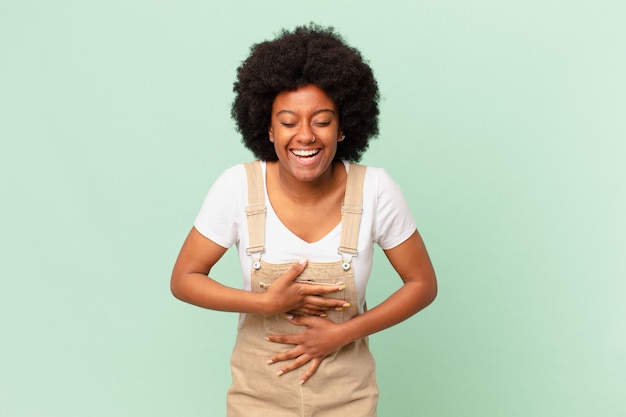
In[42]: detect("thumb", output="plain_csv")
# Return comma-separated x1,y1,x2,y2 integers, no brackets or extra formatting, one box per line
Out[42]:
285,314,309,327
287,314,328,329
277,258,308,283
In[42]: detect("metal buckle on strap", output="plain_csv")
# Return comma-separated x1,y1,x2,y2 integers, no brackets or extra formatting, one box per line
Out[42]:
251,258,261,270
246,246,265,270
338,247,358,271
246,245,265,255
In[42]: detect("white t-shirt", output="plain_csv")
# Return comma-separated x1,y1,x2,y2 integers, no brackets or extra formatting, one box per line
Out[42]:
194,161,416,312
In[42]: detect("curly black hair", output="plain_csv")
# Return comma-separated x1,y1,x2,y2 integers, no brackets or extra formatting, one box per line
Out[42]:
231,23,380,162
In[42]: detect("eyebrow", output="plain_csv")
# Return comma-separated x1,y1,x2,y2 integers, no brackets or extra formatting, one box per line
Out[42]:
276,109,336,116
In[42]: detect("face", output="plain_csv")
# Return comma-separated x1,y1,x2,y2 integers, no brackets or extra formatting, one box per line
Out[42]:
268,84,344,183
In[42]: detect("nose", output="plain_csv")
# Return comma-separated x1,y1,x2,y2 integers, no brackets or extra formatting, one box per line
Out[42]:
296,123,314,143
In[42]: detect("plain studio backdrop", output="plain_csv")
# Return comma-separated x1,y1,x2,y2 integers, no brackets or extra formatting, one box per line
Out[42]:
1,1,624,416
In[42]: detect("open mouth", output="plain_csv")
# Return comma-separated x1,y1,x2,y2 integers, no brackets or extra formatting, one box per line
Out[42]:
291,149,320,159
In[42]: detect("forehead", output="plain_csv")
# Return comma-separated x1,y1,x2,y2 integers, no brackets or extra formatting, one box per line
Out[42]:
272,84,337,114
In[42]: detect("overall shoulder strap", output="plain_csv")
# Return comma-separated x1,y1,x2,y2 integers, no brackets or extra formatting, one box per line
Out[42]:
243,161,266,256
338,163,367,257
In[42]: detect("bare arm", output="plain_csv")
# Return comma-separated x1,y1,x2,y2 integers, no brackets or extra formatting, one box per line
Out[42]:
171,227,348,315
336,229,437,340
266,230,437,383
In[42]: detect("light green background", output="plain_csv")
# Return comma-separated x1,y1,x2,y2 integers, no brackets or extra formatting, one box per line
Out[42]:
1,1,624,416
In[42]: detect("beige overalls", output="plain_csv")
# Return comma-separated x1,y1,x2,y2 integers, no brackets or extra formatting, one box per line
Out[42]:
226,161,379,417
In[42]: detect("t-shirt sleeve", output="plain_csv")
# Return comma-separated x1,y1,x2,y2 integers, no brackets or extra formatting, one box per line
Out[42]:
193,164,246,249
372,168,417,250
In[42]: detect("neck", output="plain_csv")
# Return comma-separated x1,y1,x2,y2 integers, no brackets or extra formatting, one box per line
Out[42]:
270,161,343,205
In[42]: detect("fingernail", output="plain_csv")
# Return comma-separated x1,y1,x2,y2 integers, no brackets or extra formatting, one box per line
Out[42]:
285,314,294,320
342,303,351,308
299,379,305,385
320,313,327,318
334,307,343,311
337,284,346,290
266,359,274,364
264,337,271,341
276,370,284,376
298,258,307,265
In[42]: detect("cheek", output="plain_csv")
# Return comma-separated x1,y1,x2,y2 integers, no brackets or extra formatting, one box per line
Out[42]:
268,124,287,143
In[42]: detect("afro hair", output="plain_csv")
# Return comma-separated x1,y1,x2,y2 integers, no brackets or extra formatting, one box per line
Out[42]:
231,23,380,162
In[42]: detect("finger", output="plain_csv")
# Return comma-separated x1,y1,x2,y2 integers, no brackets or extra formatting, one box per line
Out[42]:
298,358,323,385
302,294,349,309
274,354,312,377
300,282,346,296
265,334,299,345
287,314,329,327
294,300,338,312
265,327,304,345
266,345,303,365
275,258,308,283
290,308,329,317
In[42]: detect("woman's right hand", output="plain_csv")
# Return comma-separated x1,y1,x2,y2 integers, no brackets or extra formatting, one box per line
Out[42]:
261,258,349,316
172,229,348,316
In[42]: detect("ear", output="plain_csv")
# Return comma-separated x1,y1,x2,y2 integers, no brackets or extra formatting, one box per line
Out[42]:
268,127,275,143
338,131,345,142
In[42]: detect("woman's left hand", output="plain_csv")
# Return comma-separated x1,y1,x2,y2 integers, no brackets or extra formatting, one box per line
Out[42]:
265,315,348,385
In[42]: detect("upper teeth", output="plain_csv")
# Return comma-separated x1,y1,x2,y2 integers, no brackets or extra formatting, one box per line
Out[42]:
292,149,318,157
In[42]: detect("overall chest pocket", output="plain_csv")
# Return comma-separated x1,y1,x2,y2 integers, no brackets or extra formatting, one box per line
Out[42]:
251,261,356,335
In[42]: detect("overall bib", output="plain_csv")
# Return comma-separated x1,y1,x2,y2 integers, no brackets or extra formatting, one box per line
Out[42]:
226,161,379,417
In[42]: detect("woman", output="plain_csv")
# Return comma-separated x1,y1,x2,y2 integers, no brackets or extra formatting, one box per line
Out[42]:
171,24,437,417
